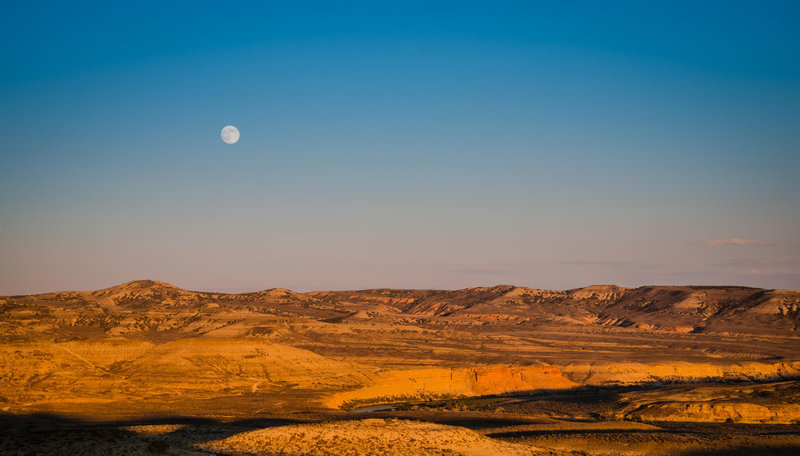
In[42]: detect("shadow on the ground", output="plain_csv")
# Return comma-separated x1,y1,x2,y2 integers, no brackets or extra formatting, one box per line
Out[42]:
1,411,798,455
0,412,308,455
486,428,668,438
364,412,542,429
676,446,800,456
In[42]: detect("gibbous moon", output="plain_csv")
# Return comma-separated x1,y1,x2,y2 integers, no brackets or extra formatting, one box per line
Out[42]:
221,125,240,144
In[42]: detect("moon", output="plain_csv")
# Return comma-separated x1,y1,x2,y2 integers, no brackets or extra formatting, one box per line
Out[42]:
221,125,240,144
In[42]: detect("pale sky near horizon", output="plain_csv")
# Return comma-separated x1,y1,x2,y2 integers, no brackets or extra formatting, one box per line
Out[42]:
1,1,799,295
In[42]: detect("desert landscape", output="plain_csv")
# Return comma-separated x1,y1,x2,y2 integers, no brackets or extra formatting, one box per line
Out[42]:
3,3,799,454
2,280,799,455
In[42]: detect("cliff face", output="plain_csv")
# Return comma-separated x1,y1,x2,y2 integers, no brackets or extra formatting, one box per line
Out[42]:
627,401,800,424
561,361,800,385
324,361,800,411
615,381,800,424
324,365,577,409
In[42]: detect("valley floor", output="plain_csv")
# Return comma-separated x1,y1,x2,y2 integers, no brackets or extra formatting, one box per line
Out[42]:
2,392,799,456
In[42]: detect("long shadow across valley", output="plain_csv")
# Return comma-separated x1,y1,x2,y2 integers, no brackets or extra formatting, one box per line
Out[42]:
0,412,309,455
2,406,799,455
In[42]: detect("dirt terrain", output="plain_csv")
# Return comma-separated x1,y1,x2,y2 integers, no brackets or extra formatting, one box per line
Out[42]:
1,280,799,454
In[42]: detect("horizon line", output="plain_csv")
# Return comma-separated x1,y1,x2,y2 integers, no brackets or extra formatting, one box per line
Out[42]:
3,279,790,297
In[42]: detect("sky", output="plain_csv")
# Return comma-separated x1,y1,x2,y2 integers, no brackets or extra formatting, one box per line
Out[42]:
1,1,799,294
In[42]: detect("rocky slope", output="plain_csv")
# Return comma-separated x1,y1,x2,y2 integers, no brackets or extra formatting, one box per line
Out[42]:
1,280,799,422
2,281,799,342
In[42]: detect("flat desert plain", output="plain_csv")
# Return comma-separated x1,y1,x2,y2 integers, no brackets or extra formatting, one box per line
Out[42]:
1,280,799,455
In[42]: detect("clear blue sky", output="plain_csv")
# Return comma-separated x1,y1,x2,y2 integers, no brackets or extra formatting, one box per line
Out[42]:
1,1,798,294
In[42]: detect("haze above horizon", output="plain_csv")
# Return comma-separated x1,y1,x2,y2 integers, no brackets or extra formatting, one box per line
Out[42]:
1,1,798,294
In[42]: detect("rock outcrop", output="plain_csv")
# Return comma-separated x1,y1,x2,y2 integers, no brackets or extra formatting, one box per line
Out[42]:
324,365,576,409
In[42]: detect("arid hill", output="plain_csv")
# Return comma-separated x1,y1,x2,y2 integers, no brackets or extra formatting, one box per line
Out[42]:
2,281,800,455
2,280,798,343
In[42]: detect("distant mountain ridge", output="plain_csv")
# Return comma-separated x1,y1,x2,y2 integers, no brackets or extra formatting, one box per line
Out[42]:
1,280,798,341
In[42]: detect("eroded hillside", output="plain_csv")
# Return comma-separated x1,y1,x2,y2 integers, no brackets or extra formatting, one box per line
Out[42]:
1,280,799,423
